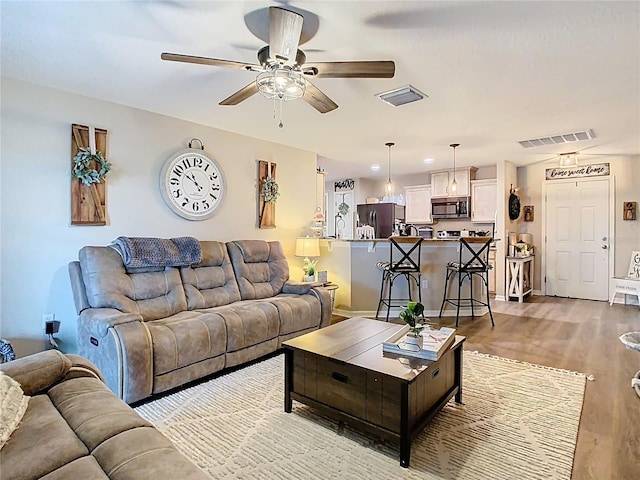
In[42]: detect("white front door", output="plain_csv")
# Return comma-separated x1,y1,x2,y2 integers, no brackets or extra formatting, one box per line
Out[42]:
545,178,610,300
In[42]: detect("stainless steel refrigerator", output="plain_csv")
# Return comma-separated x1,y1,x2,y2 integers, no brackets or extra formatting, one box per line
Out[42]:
356,203,405,238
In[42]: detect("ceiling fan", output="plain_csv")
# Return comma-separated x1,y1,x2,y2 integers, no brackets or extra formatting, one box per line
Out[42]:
161,6,395,116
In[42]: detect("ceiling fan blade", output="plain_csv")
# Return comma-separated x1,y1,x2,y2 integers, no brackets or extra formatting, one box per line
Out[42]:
269,7,303,63
219,82,259,106
161,52,261,71
303,80,338,114
303,61,395,78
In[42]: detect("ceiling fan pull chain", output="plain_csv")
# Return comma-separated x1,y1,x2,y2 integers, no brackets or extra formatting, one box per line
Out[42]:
279,98,284,128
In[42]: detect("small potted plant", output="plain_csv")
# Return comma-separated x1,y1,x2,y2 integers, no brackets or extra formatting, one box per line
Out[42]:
399,301,425,349
303,259,318,282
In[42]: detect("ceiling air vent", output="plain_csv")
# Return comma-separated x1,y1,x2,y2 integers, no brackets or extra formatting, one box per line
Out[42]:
518,129,595,148
376,85,427,107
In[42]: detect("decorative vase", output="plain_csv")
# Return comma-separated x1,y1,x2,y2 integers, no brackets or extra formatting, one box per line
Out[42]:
404,332,423,350
305,275,315,282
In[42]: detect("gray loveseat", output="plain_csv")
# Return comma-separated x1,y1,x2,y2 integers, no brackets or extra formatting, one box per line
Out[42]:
69,239,331,404
0,350,208,480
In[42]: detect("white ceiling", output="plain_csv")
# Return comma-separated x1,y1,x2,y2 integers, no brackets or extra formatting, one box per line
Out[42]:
2,1,639,181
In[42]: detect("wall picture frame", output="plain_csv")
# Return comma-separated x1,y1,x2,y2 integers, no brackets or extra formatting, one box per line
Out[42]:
523,205,534,222
623,201,637,221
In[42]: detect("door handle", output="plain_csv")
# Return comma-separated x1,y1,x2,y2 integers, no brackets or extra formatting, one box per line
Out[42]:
602,245,608,249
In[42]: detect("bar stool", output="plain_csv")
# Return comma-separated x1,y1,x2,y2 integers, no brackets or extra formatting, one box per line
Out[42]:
439,237,495,327
376,236,423,322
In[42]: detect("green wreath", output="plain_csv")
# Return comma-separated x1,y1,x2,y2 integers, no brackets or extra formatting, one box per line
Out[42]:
338,202,349,216
72,147,112,185
261,176,280,203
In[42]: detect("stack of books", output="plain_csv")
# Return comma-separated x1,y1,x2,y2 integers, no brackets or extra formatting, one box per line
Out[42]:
382,325,456,361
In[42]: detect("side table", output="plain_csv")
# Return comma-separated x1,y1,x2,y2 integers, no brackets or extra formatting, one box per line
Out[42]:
506,255,534,302
324,283,339,311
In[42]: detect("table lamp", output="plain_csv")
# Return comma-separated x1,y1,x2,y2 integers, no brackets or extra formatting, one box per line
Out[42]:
295,237,320,281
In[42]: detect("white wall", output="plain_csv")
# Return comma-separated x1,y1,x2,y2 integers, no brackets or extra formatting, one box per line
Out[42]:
0,78,317,356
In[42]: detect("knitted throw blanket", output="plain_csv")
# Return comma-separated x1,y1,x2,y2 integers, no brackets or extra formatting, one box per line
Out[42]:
0,371,29,450
111,236,202,268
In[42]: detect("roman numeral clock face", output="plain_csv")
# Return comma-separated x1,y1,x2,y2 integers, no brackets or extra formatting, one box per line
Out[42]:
160,150,225,220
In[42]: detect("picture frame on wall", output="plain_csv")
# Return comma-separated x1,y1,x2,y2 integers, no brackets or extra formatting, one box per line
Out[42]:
523,205,534,222
624,201,637,221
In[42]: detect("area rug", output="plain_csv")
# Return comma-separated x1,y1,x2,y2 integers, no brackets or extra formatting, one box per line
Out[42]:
135,352,587,479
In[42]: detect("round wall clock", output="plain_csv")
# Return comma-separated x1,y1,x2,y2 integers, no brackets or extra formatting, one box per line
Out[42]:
160,149,225,220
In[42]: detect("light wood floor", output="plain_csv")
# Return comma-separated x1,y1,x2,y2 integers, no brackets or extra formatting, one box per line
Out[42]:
335,296,640,479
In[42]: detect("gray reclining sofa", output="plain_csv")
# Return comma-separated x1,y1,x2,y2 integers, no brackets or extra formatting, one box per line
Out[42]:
69,239,331,404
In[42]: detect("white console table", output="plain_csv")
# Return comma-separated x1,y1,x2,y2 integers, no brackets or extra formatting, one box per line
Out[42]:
610,277,640,309
506,255,534,303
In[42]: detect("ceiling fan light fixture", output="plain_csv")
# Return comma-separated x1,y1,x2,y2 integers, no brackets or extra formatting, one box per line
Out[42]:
256,68,306,100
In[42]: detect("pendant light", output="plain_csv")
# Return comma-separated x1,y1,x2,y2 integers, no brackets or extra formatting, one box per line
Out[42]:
384,142,395,195
449,143,459,194
558,152,578,167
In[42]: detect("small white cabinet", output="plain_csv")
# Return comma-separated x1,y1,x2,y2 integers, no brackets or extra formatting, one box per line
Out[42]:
404,184,433,224
471,179,497,223
430,167,476,197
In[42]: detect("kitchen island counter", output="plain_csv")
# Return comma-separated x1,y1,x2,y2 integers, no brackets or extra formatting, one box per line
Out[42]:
319,238,494,318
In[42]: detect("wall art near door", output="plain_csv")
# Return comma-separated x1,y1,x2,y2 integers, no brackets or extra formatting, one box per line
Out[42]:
523,205,534,222
71,124,110,226
258,160,278,228
624,201,637,221
545,163,610,180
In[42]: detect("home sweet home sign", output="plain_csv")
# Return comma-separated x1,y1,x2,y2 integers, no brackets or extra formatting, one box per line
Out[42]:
545,163,610,180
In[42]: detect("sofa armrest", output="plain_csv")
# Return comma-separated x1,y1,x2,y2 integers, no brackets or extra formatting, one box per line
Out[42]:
79,308,143,338
282,281,313,295
0,350,71,396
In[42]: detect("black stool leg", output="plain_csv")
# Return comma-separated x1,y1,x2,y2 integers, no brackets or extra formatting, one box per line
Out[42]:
470,273,475,318
439,270,451,317
485,272,495,326
386,273,395,322
375,270,386,320
456,272,462,327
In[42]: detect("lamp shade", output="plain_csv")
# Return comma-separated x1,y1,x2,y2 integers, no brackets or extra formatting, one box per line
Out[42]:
295,237,320,258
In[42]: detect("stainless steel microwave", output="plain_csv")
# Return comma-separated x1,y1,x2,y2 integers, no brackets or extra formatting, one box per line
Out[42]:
431,196,470,219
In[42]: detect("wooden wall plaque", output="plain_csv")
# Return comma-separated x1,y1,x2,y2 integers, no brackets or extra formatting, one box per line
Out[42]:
258,160,276,228
71,124,108,225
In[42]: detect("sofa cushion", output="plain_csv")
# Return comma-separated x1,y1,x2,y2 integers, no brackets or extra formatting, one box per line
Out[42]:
92,426,207,479
202,300,280,352
0,395,89,480
180,241,241,309
48,377,151,452
146,311,227,376
39,457,110,480
226,240,289,300
269,293,322,335
79,246,187,321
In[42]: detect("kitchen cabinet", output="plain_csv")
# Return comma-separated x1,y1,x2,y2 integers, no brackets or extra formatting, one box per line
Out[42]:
471,179,497,223
404,184,433,224
430,167,476,197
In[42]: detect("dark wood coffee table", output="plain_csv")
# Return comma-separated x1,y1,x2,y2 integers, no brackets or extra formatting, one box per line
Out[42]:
282,317,465,468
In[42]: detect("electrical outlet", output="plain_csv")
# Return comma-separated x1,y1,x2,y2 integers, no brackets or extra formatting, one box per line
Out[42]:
421,279,429,289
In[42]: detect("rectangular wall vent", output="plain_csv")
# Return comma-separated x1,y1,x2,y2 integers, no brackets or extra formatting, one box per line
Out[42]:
518,129,594,148
376,85,428,107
